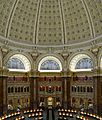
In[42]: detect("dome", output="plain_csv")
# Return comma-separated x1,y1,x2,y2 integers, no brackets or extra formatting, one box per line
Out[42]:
0,0,102,52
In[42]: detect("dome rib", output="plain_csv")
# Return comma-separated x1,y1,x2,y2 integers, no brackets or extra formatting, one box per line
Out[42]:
81,0,96,38
58,0,67,44
5,0,20,38
35,0,43,44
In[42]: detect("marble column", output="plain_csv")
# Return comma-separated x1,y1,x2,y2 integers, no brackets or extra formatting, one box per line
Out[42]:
64,78,67,102
0,68,8,114
0,68,3,114
62,76,68,108
29,70,38,108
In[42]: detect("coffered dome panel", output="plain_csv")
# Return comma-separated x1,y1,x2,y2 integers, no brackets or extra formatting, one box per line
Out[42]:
37,0,63,45
85,0,102,37
62,0,92,43
0,0,15,36
7,0,38,43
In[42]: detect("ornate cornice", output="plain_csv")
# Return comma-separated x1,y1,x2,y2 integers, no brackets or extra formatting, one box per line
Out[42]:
0,34,102,53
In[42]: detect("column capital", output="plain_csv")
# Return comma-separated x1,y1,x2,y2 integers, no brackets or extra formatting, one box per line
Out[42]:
0,67,9,76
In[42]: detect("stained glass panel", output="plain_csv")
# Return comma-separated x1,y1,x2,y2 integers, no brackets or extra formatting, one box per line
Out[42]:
75,58,93,69
40,60,60,70
7,58,25,69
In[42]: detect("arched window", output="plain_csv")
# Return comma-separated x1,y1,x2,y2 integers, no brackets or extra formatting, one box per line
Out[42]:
69,54,93,72
75,58,93,69
7,58,25,69
38,56,62,72
6,54,31,72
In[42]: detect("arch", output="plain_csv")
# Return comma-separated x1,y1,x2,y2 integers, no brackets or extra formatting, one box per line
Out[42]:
36,53,64,71
38,55,62,72
100,58,102,69
0,49,3,67
98,48,102,69
69,53,94,72
4,52,33,72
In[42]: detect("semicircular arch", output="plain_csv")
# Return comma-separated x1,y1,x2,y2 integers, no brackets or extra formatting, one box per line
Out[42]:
3,51,33,72
36,54,64,72
67,51,96,72
98,48,102,69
